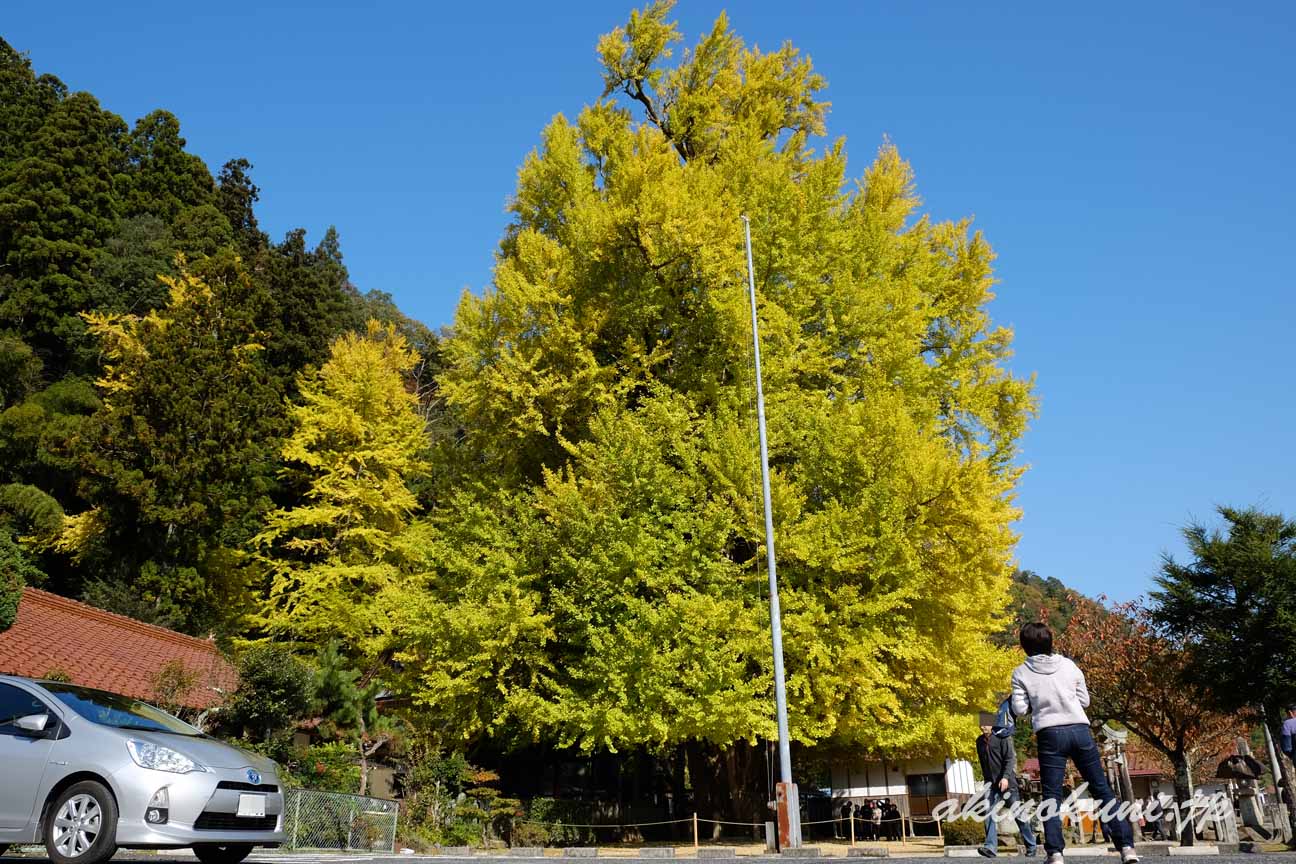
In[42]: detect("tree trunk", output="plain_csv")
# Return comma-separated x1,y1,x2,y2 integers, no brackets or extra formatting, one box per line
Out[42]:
1171,751,1195,846
1117,748,1141,842
358,712,369,797
686,740,766,839
669,744,688,841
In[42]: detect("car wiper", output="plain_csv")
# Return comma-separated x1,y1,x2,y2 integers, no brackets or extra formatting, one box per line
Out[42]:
113,723,173,733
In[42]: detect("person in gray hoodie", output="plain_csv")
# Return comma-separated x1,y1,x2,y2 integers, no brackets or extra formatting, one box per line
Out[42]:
1010,622,1138,864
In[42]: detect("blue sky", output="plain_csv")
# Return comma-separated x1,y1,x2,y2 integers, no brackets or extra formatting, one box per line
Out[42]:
6,1,1293,602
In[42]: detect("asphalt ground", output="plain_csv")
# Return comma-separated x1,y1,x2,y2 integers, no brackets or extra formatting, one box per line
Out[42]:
5,853,1296,864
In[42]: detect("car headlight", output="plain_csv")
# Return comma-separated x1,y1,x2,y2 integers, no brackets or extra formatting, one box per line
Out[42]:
127,739,205,774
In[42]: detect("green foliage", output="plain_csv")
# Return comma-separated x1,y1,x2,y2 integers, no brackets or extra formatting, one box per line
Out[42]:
394,2,1034,759
519,798,602,846
236,736,361,794
287,741,363,793
0,483,50,621
0,531,29,631
993,569,1083,648
119,109,215,223
0,89,126,374
0,333,42,409
94,214,178,315
0,483,64,540
1152,506,1296,718
0,38,67,166
226,644,314,742
215,158,266,254
942,818,984,846
0,38,393,629
312,641,366,736
260,226,365,375
309,640,399,794
0,378,99,519
398,746,520,849
66,252,284,632
151,658,201,717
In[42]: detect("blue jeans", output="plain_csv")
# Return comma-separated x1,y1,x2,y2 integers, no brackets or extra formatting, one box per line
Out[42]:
1037,723,1134,854
984,787,1037,854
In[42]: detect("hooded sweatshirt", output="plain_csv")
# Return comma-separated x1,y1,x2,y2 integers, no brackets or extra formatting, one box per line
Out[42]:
1009,653,1090,730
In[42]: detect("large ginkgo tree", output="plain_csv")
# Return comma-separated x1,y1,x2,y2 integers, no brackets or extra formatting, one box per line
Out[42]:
387,0,1036,810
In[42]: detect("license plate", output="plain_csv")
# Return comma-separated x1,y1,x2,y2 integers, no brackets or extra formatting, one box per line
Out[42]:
237,794,266,818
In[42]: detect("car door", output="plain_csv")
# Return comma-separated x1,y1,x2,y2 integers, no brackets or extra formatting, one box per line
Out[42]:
0,682,57,829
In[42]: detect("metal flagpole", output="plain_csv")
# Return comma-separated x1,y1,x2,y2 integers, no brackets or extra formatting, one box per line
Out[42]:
742,214,801,848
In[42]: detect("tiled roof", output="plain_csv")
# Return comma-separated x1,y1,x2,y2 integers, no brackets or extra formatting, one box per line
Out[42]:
0,588,236,709
1023,743,1234,781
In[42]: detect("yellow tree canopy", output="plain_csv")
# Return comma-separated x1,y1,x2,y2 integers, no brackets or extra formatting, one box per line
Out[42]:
393,1,1035,758
252,321,429,656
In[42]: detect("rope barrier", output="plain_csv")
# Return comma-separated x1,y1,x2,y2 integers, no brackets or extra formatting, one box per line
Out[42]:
510,813,943,832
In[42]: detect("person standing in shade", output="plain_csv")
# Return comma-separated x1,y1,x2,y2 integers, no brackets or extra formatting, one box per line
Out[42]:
1011,622,1138,864
976,713,1038,858
884,800,902,841
872,799,883,840
1280,707,1296,762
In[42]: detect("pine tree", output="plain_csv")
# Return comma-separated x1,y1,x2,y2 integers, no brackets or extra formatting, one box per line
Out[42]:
120,109,216,223
0,91,127,374
64,252,284,632
0,37,66,166
261,226,365,375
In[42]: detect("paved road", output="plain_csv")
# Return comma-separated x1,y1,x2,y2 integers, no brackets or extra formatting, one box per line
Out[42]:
5,860,1290,864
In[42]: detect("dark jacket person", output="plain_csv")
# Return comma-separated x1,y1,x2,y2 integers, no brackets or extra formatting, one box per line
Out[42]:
975,713,1036,858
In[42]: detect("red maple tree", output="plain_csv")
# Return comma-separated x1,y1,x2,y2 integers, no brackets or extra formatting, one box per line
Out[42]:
1057,598,1246,809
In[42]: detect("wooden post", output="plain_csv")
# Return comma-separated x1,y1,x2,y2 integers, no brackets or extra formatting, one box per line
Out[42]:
693,812,699,848
850,809,856,847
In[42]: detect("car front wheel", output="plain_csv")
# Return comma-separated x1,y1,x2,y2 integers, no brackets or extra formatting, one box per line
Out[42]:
44,781,118,864
193,843,255,864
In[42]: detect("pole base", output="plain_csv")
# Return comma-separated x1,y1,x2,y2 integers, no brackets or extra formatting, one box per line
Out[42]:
777,781,802,849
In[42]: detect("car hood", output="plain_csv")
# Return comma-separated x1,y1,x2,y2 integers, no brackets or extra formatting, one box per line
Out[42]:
127,730,278,772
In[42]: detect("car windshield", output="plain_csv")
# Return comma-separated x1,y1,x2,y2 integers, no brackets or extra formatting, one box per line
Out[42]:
41,682,201,737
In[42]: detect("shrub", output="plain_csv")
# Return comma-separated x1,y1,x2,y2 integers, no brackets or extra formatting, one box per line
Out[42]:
152,658,201,717
225,645,313,741
240,737,362,794
0,563,20,632
0,526,40,632
942,817,985,847
523,798,599,846
396,746,520,848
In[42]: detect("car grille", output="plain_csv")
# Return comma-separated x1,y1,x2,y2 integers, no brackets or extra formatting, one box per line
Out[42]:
193,813,279,831
216,781,280,794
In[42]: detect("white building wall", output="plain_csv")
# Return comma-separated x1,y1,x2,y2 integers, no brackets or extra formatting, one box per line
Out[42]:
945,758,977,795
830,758,925,799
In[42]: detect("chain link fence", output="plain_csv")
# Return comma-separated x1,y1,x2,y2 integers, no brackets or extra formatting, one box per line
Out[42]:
283,788,400,852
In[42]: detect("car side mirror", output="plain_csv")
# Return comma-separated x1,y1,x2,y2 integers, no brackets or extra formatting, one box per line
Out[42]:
15,713,52,736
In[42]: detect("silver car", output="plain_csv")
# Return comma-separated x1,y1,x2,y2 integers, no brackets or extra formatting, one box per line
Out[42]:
0,675,284,864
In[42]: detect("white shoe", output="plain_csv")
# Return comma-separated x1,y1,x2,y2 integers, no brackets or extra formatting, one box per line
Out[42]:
1119,848,1139,864
1045,853,1064,864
